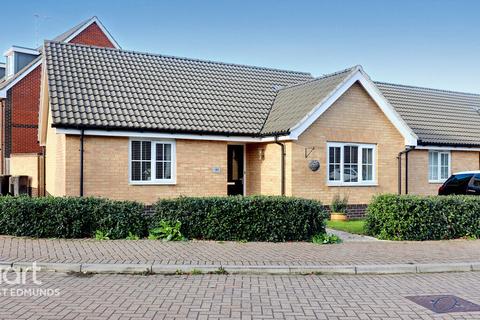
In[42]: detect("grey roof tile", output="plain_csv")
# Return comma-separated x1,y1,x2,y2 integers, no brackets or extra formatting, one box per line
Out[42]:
376,82,480,146
44,42,480,145
45,41,313,135
261,66,358,135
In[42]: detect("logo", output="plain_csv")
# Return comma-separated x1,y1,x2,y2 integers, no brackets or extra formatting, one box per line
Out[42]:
0,262,61,297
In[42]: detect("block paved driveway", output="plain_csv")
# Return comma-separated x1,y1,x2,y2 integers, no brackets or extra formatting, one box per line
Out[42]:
0,236,479,265
0,272,479,319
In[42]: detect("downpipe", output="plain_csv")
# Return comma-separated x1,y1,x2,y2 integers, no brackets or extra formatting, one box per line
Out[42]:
274,137,286,196
397,146,415,194
80,129,85,197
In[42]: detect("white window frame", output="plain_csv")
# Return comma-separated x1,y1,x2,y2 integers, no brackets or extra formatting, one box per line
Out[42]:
428,150,450,183
128,139,176,185
326,142,377,186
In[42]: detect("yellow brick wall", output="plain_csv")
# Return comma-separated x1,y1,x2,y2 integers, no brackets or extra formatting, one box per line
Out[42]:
41,81,480,203
44,114,66,196
289,82,406,205
63,136,228,203
246,143,282,195
10,154,38,191
408,149,480,195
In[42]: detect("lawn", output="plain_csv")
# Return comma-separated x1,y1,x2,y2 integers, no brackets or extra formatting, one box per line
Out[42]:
326,219,366,235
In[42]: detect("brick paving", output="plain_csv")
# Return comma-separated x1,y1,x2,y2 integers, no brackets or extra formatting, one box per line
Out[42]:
0,236,479,266
0,272,479,319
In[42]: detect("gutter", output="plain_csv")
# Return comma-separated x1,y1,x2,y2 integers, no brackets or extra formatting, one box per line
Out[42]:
397,146,415,194
274,136,286,196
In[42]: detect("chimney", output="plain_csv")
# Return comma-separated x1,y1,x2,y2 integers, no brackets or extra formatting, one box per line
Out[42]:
4,46,40,78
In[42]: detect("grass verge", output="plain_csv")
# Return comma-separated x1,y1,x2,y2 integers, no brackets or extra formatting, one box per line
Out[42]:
326,219,366,235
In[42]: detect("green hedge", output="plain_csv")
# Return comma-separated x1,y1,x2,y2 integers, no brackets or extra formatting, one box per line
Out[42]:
152,196,328,241
365,194,480,240
0,196,147,239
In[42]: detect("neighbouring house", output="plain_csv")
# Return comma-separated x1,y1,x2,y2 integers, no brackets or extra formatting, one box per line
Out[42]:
32,40,480,215
0,16,120,196
0,63,5,79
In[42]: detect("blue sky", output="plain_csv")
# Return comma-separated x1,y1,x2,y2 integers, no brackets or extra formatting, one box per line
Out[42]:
2,0,479,92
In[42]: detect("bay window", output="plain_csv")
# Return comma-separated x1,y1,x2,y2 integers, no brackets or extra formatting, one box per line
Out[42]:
428,150,450,183
130,140,176,184
327,143,376,185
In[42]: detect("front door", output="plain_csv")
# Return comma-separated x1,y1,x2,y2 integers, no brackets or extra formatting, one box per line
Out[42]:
227,145,244,195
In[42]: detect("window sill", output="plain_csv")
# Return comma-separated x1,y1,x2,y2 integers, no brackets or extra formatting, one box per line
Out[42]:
327,182,378,187
429,180,446,184
129,181,176,186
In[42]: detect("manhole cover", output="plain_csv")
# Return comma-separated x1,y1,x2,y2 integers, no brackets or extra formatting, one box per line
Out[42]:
406,295,480,314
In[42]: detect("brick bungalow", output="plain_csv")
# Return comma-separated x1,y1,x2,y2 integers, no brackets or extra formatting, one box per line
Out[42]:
32,40,479,215
0,16,120,196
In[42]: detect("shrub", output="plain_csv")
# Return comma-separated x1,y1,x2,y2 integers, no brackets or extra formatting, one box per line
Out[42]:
0,196,147,239
331,194,348,214
148,220,185,241
152,196,328,242
312,233,342,244
95,230,110,240
125,232,140,240
365,194,480,240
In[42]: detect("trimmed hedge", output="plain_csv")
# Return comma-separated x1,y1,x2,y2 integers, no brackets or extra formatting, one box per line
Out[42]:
365,194,480,240
0,196,147,239
152,196,328,241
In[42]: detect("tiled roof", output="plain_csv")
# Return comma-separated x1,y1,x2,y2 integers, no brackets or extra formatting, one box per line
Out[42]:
376,82,480,146
45,41,313,135
261,66,358,135
43,41,480,145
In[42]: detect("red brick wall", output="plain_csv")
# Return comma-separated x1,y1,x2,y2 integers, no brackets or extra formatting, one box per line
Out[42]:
69,22,116,48
9,65,42,154
5,21,117,157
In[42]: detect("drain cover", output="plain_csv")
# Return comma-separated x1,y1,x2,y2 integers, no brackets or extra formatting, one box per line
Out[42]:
406,295,480,314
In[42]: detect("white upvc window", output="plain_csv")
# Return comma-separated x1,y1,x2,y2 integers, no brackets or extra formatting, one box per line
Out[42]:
428,150,450,183
129,139,176,185
327,142,376,186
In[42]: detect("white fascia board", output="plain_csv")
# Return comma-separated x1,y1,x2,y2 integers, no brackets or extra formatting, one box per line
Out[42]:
4,46,40,57
259,135,295,142
415,145,480,152
64,17,121,49
55,128,293,142
288,68,418,146
0,59,42,98
0,63,5,67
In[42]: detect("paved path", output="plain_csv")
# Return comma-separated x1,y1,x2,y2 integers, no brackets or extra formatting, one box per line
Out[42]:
0,236,479,266
0,272,479,319
325,228,378,242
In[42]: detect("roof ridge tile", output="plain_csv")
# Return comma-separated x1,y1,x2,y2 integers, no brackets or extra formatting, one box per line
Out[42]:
45,40,312,77
375,81,480,97
276,65,360,92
